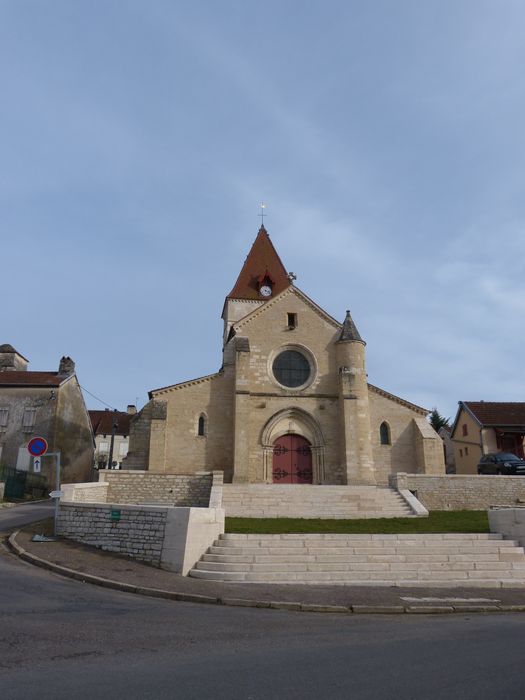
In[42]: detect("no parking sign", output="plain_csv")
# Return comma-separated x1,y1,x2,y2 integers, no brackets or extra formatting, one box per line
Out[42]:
27,437,48,457
28,437,48,472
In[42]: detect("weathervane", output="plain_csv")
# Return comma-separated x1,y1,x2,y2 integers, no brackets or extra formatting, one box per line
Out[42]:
259,202,266,226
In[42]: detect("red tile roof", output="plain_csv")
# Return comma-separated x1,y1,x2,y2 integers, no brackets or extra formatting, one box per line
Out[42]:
464,402,525,426
227,226,291,300
89,410,132,436
0,371,64,387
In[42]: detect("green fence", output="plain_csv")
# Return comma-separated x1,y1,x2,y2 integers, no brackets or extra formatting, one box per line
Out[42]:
0,465,48,501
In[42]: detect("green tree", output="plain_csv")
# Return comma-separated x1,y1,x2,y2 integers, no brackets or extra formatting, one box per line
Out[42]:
429,408,450,432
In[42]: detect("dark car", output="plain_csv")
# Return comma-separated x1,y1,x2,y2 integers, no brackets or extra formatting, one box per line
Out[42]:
477,452,525,475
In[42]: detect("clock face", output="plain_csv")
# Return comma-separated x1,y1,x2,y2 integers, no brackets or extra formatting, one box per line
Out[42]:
259,285,272,298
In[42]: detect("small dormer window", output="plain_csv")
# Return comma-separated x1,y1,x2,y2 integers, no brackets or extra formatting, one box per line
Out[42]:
287,313,297,330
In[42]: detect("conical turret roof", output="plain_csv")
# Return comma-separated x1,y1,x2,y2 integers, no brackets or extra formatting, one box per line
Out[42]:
338,310,364,343
227,226,291,300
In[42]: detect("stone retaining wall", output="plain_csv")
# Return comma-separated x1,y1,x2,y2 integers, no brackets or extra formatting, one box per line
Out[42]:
97,470,216,506
57,503,168,566
57,502,225,574
391,473,525,510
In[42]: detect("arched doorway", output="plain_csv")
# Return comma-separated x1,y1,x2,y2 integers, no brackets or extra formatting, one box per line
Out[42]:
272,434,313,484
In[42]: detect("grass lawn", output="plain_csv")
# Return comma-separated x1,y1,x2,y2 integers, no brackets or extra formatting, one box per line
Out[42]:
225,510,489,535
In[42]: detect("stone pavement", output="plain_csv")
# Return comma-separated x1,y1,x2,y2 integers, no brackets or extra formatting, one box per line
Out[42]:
8,529,525,614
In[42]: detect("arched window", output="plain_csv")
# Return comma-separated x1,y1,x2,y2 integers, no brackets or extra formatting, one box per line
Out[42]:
197,414,206,437
380,421,390,445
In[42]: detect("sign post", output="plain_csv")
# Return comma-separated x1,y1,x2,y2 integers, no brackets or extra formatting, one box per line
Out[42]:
27,438,61,538
46,452,61,538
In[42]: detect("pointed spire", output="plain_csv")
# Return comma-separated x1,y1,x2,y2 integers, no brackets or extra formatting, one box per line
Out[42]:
227,226,291,300
338,310,364,343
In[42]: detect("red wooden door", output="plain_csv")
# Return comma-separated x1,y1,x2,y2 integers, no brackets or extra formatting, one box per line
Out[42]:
272,435,313,484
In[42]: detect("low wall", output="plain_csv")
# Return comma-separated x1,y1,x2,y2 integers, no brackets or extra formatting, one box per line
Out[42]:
61,482,109,503
391,473,525,510
488,508,525,548
97,470,218,506
57,502,224,574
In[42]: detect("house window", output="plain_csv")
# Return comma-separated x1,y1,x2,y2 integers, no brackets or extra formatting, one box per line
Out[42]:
119,442,128,457
22,408,37,429
460,449,463,458
0,408,8,427
379,422,391,445
465,447,469,456
99,441,109,453
462,424,468,436
198,414,206,437
287,313,297,329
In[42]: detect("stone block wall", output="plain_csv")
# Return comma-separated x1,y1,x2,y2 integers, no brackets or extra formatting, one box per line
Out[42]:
392,473,525,510
488,508,525,547
97,470,214,506
61,482,109,503
57,503,168,566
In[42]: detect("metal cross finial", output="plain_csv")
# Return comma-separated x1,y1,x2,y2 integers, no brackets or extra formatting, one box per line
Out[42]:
259,202,266,225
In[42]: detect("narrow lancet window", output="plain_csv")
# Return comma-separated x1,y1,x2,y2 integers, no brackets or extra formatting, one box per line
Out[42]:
380,421,390,445
198,414,206,437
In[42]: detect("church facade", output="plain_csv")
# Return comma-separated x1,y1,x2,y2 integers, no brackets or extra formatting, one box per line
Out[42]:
124,226,445,485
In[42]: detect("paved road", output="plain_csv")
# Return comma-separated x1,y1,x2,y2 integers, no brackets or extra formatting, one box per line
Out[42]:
0,500,54,532
1,503,524,699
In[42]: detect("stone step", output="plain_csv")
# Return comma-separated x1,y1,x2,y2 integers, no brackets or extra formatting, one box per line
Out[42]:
209,542,521,555
195,560,525,573
220,533,506,540
203,551,524,563
221,484,419,519
188,531,525,587
189,569,525,585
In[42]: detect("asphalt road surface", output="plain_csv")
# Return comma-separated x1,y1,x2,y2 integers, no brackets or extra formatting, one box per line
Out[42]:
1,504,524,700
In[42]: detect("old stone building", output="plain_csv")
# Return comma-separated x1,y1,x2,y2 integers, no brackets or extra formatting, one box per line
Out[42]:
0,345,94,484
124,226,444,484
90,406,135,470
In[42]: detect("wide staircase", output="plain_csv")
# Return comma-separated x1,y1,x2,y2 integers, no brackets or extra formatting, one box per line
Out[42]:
189,533,525,587
222,484,415,519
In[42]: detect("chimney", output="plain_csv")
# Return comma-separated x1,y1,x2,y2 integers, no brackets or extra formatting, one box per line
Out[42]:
58,356,75,375
127,404,137,415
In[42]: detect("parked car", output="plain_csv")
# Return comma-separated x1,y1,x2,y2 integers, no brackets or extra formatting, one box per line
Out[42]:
477,452,525,475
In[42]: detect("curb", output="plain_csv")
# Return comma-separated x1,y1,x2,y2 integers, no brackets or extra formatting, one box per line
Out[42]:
7,531,525,615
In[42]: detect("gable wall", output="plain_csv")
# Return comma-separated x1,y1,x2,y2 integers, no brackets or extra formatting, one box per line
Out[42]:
235,291,345,482
236,290,342,396
152,370,235,479
452,407,482,474
368,390,418,484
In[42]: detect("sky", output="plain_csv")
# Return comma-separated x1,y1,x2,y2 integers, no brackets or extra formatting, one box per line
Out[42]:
2,1,525,422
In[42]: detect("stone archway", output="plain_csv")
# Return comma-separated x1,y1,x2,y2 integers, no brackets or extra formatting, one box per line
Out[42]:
261,408,325,484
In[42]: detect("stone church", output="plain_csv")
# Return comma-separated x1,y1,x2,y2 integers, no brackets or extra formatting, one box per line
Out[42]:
124,226,444,485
